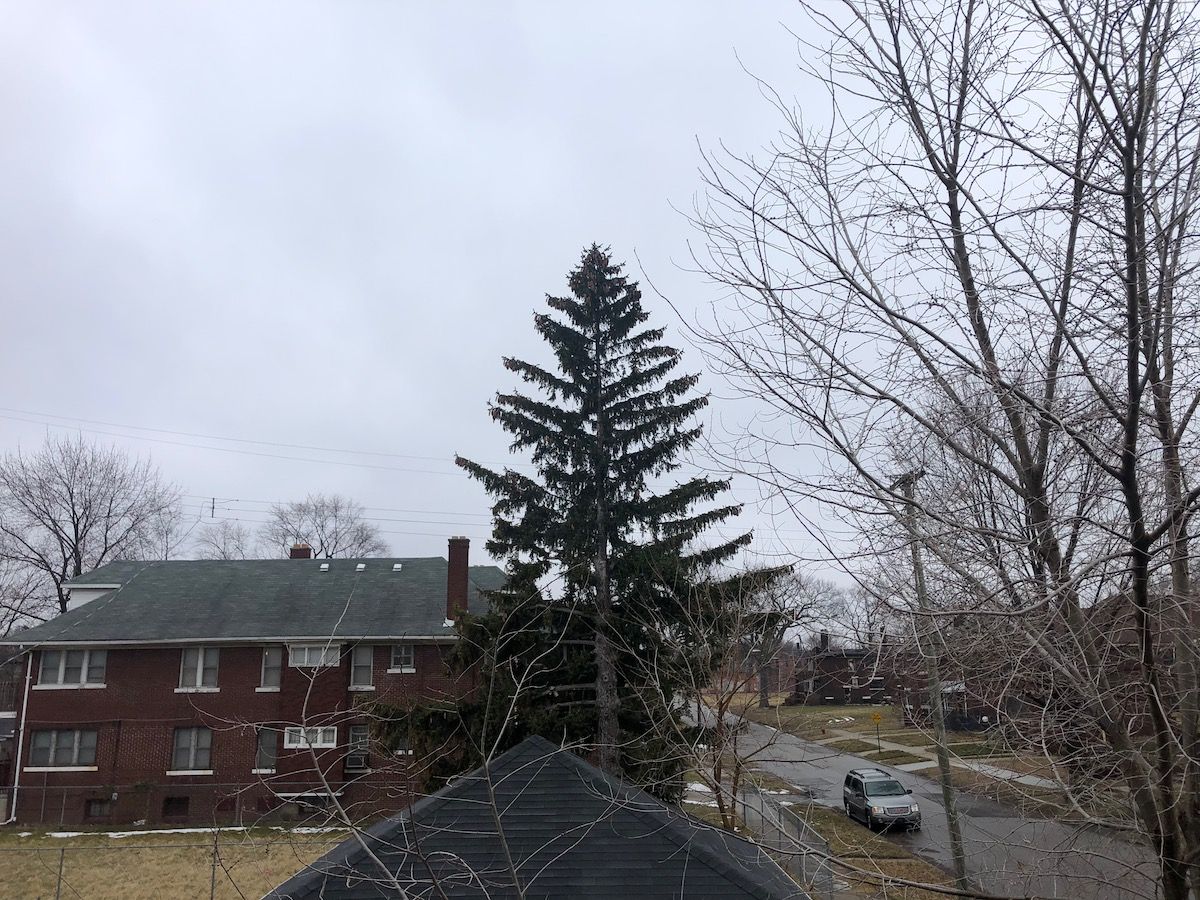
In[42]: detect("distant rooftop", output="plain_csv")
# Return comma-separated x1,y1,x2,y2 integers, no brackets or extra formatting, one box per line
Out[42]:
10,558,505,646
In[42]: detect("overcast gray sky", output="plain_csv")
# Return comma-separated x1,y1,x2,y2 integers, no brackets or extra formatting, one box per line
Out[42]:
0,1,827,569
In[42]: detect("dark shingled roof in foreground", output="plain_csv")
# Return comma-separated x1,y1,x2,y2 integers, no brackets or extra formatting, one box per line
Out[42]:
267,735,807,900
9,558,505,646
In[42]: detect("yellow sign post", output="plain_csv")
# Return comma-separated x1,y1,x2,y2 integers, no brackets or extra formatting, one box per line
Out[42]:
871,712,883,751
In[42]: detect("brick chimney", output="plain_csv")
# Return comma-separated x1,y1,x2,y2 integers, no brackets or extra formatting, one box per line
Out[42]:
446,536,469,622
290,543,313,559
819,631,830,651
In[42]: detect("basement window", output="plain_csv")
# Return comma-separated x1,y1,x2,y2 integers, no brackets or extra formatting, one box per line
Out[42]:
162,796,190,819
84,799,112,820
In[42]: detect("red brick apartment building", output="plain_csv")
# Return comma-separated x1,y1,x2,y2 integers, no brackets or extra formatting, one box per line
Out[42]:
791,634,897,705
0,538,503,826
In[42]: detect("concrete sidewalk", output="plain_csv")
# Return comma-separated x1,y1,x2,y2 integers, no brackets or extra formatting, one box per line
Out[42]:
816,727,1060,789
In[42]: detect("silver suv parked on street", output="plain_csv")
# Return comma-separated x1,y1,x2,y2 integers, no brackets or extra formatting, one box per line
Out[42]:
843,767,921,830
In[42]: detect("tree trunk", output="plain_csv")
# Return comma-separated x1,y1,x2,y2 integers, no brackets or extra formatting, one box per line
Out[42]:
903,477,972,895
593,403,620,775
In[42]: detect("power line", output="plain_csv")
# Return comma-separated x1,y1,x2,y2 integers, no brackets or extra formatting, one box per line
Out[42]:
0,406,729,481
0,411,465,476
0,406,473,465
179,494,492,519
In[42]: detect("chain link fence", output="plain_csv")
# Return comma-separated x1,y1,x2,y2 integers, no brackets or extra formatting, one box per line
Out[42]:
737,785,836,899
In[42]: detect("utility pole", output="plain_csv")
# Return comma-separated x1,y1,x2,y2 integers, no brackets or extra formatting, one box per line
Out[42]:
894,472,972,895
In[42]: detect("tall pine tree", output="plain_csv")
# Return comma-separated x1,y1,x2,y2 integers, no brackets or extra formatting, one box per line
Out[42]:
456,245,749,782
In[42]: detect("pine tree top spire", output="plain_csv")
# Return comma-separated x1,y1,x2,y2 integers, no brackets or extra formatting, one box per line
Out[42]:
459,244,749,581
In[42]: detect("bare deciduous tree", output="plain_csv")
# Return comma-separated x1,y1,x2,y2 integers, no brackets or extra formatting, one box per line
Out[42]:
193,519,260,560
261,493,387,558
690,0,1200,896
0,435,181,619
0,558,42,636
631,569,834,831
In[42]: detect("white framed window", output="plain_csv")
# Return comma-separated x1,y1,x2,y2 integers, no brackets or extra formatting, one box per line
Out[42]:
170,726,212,772
288,644,340,668
255,726,277,773
346,724,370,770
350,646,374,689
259,646,282,691
389,644,415,673
284,726,337,749
178,647,219,691
37,649,106,688
392,736,413,757
29,729,98,768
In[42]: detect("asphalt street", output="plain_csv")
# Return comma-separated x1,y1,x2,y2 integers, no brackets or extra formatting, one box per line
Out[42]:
740,719,1161,899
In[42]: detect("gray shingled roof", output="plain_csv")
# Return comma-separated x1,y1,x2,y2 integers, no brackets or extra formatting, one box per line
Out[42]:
9,558,505,646
267,735,807,900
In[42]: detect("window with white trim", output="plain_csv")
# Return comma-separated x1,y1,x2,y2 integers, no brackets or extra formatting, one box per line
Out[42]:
283,726,337,749
288,644,339,668
171,727,212,771
29,729,97,767
346,724,370,770
392,735,413,757
39,649,106,687
389,644,415,672
350,646,373,688
179,647,219,689
255,727,277,772
260,646,282,689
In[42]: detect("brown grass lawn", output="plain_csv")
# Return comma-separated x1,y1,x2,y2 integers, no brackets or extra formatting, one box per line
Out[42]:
0,828,345,900
828,738,879,754
875,731,936,747
797,804,954,900
863,749,928,767
736,697,904,740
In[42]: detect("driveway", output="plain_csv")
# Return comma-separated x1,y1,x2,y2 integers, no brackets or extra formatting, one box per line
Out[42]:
739,719,1160,899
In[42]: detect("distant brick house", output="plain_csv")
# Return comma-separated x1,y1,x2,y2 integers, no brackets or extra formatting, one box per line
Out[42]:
791,634,897,705
711,641,800,698
0,537,503,826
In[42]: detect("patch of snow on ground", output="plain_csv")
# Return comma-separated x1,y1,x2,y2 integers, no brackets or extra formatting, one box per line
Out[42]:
686,782,712,793
43,826,250,839
36,825,351,840
273,826,349,834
